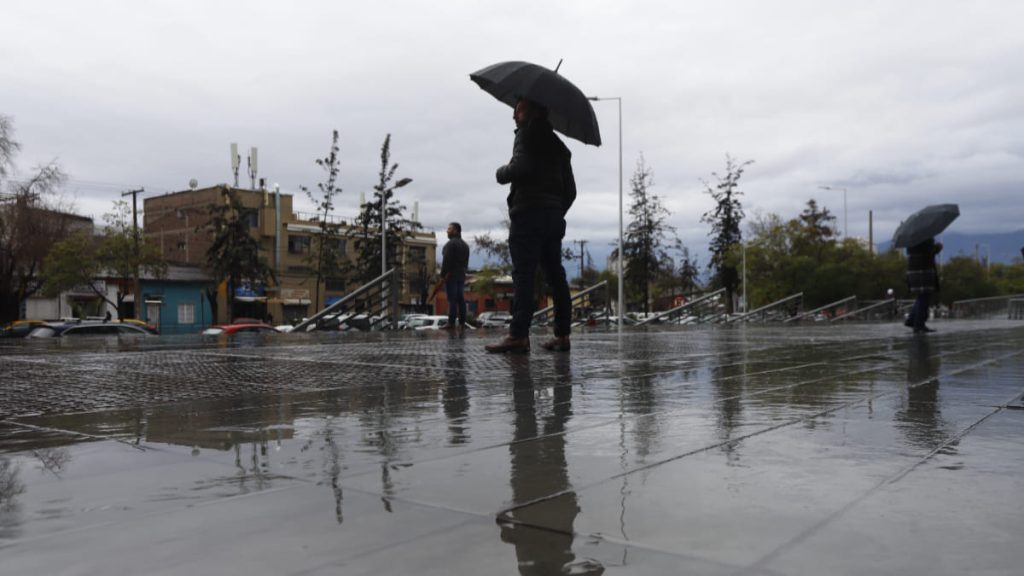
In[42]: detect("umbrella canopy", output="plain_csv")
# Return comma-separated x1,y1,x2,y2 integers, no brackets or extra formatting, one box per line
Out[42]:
470,61,601,146
892,204,960,248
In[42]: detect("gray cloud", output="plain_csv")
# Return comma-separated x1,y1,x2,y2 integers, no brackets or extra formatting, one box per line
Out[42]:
4,1,1023,270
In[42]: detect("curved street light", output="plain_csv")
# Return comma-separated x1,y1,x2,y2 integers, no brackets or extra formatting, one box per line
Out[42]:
819,185,848,238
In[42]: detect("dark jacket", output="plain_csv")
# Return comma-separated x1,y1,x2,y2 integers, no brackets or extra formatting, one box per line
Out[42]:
906,239,941,294
496,119,576,217
441,236,470,281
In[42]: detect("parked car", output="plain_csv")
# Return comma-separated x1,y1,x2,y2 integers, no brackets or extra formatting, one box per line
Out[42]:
201,322,280,336
409,315,450,330
1,319,47,338
27,321,156,338
477,311,511,328
398,313,428,330
118,318,160,334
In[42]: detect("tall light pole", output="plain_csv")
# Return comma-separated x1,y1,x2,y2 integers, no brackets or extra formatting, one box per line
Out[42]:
819,185,847,238
588,96,623,333
382,177,413,275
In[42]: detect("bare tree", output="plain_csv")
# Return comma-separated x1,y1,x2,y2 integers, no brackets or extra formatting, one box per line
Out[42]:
301,130,346,309
0,115,70,322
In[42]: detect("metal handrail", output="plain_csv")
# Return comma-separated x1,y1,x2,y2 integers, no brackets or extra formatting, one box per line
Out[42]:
785,295,856,323
728,292,803,323
532,280,610,325
637,288,726,325
951,293,1024,319
830,298,894,322
292,268,398,332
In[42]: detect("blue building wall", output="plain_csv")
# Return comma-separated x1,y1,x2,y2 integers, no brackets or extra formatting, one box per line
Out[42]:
140,281,214,335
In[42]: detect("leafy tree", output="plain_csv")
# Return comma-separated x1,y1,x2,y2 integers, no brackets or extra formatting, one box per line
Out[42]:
623,155,676,313
701,155,752,313
792,199,838,259
473,221,512,272
0,115,69,322
742,207,905,310
989,262,1024,295
301,130,347,309
347,134,417,285
43,200,167,315
938,256,1000,305
204,189,274,319
671,243,701,298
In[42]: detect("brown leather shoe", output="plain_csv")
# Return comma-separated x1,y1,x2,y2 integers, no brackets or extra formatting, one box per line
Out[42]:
540,336,571,352
485,335,530,354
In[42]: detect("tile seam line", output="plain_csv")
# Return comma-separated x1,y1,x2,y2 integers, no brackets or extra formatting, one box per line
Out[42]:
739,349,1024,575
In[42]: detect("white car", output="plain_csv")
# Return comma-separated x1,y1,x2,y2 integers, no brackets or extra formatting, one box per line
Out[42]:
409,316,450,330
477,311,511,328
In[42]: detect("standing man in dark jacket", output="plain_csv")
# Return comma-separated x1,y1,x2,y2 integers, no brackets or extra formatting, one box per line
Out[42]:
441,222,470,329
486,98,576,353
905,238,942,333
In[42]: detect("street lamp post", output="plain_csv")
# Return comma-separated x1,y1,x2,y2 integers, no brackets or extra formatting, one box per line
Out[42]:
588,96,623,333
819,185,848,238
381,178,413,275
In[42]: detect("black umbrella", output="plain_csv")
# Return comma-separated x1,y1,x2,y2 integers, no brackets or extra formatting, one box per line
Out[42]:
470,61,602,146
892,204,960,248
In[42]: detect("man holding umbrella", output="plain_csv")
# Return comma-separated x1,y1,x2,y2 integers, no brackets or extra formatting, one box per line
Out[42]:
893,204,958,334
469,60,599,353
484,98,576,353
905,238,943,333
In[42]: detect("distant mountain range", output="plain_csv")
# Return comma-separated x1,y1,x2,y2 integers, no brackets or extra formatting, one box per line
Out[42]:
879,229,1024,264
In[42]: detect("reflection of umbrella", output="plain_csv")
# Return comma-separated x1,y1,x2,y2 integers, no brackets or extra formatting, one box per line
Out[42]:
892,204,960,248
470,61,601,146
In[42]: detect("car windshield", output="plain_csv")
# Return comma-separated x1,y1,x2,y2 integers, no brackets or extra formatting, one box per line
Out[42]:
27,326,59,338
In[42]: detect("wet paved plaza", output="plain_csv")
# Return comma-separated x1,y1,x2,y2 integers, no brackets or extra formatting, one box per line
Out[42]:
1,320,1023,575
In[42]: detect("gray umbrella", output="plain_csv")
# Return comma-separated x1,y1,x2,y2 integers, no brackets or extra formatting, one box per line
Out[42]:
470,61,601,146
892,204,960,248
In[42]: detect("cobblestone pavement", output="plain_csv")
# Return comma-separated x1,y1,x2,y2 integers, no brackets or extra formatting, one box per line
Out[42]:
1,320,1023,575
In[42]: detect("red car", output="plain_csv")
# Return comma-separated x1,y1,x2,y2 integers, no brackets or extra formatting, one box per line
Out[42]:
201,322,280,336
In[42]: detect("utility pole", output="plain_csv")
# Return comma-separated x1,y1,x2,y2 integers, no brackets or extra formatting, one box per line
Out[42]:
122,187,145,318
575,239,588,290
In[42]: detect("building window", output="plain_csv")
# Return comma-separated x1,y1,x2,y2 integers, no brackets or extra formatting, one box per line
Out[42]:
330,238,346,256
178,303,195,324
242,210,259,228
288,235,311,255
409,246,426,262
326,277,345,292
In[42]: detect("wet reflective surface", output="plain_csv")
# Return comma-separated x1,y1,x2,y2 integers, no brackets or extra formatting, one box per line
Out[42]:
2,321,1023,574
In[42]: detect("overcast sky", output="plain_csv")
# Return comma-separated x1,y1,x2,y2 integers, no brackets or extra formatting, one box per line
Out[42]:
4,0,1022,270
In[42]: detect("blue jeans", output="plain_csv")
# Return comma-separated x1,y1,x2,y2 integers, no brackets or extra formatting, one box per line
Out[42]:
508,208,572,339
446,276,466,326
909,292,931,329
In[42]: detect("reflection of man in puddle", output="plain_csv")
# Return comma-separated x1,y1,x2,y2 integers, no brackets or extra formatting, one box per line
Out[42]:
500,355,589,575
897,337,950,453
443,349,470,445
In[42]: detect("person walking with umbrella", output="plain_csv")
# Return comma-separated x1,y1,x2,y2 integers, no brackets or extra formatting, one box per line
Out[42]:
905,238,943,333
892,204,958,334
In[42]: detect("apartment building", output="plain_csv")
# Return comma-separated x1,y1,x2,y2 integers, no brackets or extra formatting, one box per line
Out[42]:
144,184,437,324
